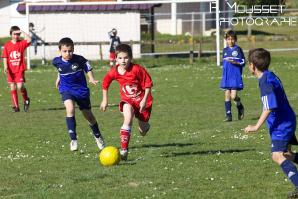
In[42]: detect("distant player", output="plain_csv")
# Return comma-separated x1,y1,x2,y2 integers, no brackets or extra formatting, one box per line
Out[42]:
1,26,31,112
100,44,153,160
108,28,121,68
52,37,105,152
244,48,298,198
220,30,245,122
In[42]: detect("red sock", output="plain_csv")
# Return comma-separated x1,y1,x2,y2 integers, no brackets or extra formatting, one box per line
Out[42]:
11,90,19,108
120,129,131,150
20,88,28,101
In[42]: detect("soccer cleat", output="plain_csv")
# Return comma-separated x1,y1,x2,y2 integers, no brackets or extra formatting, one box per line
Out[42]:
24,98,30,112
237,104,244,120
12,107,20,112
288,188,298,198
223,115,232,122
139,123,150,136
95,136,105,151
70,140,78,151
120,149,128,161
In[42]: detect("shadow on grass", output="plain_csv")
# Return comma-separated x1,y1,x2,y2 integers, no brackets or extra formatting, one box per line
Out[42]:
163,148,255,158
130,142,195,149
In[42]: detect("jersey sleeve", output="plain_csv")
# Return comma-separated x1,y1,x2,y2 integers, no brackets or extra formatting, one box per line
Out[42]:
138,66,153,90
1,44,8,58
21,40,31,49
83,61,92,73
237,47,245,67
102,70,115,90
260,81,277,110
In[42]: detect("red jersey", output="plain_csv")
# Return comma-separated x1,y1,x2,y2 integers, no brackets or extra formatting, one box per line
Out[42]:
1,40,30,73
102,63,153,107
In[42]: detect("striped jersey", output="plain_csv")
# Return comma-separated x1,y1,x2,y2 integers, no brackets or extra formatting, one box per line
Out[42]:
259,70,296,140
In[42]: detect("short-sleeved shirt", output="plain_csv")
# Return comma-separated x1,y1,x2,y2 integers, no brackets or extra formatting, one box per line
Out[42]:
220,45,245,90
109,33,121,53
52,54,92,99
259,70,296,141
1,40,30,73
102,63,153,107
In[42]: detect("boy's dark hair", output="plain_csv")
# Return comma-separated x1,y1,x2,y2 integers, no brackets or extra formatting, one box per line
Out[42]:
248,48,271,72
10,26,20,35
225,30,237,41
116,44,132,58
58,37,74,50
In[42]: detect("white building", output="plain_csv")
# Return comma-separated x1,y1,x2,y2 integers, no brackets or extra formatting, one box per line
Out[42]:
0,0,156,60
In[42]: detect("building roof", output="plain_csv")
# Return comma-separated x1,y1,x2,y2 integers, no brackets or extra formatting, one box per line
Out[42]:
17,3,156,13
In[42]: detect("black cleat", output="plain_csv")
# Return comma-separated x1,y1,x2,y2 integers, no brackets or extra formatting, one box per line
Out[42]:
288,188,298,198
12,107,20,112
223,115,232,122
237,104,244,120
24,98,30,112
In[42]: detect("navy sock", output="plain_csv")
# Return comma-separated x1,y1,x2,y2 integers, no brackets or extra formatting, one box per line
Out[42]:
234,96,242,107
224,101,232,117
90,122,102,138
66,117,77,140
281,159,298,187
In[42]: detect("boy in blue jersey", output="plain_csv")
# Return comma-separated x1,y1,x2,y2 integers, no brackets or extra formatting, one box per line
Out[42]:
52,37,105,152
220,30,245,122
244,48,298,198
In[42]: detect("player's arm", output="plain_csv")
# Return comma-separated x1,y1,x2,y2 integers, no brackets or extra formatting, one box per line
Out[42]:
20,30,32,43
55,74,60,88
100,71,114,112
3,58,8,73
87,70,99,85
139,87,151,113
244,109,271,133
100,89,108,112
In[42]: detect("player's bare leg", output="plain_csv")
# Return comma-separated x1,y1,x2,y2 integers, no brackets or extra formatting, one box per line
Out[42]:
231,90,244,120
64,100,77,151
17,82,30,112
10,83,19,112
224,90,232,122
120,103,134,160
81,109,105,150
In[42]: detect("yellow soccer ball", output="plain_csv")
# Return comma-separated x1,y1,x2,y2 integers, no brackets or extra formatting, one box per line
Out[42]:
99,146,120,166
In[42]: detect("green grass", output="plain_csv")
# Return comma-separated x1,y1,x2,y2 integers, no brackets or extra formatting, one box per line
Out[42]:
0,56,298,198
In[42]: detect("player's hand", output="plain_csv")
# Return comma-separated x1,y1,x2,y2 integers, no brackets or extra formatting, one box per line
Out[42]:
89,79,99,85
100,101,108,112
139,99,146,113
244,125,258,133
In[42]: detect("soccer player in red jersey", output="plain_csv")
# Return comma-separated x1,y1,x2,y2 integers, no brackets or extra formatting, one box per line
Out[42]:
100,44,153,160
2,26,31,112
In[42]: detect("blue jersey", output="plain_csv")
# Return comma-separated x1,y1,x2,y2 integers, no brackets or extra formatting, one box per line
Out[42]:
259,70,296,141
220,45,245,90
52,54,92,99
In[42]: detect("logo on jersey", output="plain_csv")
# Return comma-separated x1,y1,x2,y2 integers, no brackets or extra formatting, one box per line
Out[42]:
122,84,141,98
232,50,238,57
9,51,21,59
71,63,79,71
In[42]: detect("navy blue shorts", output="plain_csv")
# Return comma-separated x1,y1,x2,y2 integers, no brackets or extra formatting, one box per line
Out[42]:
271,135,298,152
61,93,91,110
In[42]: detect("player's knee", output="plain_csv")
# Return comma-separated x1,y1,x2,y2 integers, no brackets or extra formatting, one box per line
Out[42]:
272,152,285,164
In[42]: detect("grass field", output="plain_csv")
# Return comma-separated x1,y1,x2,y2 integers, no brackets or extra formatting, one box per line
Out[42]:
0,56,298,198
